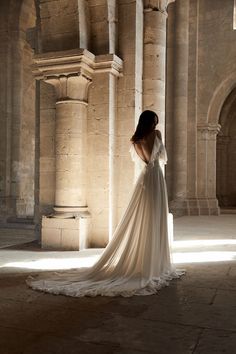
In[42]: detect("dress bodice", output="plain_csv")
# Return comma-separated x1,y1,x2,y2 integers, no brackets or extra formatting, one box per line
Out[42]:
129,136,167,167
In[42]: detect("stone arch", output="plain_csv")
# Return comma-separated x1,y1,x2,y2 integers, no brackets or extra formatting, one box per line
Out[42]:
216,87,236,208
207,72,236,126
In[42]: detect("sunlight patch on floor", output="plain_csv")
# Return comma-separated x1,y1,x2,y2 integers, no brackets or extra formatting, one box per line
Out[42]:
2,255,100,270
0,240,236,271
173,251,236,263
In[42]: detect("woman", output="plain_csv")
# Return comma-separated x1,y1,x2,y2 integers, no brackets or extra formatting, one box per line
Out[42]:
28,110,184,297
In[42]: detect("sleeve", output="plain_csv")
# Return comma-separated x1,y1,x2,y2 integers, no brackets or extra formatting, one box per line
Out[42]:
129,144,136,163
159,143,168,165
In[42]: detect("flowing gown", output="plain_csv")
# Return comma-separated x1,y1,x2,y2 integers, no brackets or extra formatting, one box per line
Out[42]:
27,136,184,297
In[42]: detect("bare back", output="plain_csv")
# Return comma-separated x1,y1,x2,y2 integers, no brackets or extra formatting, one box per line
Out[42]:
134,130,161,164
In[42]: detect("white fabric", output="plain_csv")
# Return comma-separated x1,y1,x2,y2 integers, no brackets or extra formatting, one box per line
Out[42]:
27,136,184,297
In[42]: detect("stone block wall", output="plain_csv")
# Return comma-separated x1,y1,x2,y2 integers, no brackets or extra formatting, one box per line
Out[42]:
39,82,56,216
0,0,36,221
40,0,79,52
89,0,109,54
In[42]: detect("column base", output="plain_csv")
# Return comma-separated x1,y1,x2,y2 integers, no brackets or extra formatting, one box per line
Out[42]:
170,198,220,216
41,212,91,250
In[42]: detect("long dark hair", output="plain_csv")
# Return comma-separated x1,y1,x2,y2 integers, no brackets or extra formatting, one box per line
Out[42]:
131,110,158,143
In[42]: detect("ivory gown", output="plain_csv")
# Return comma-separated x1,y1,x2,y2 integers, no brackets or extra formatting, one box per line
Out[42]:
28,135,183,297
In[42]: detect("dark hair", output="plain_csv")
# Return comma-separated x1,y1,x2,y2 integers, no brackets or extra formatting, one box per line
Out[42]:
131,110,158,143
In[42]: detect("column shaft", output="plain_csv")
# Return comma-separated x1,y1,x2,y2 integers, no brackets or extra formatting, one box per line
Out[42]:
172,0,189,203
143,4,168,136
54,100,88,211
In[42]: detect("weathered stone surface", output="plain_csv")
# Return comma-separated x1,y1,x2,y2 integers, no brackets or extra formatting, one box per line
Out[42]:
0,0,236,249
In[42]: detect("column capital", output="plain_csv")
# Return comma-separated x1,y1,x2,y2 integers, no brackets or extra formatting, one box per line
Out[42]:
144,0,170,13
32,49,123,100
197,123,221,138
45,74,92,102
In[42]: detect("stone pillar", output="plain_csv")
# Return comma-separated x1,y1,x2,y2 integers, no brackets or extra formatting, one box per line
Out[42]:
33,49,123,249
169,0,189,216
50,76,90,214
143,0,168,136
165,0,175,200
33,49,95,250
42,74,92,249
197,124,220,215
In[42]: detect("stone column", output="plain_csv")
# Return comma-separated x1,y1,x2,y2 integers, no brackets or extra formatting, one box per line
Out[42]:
143,0,174,237
197,124,220,215
143,0,168,136
48,75,91,214
169,0,189,216
33,49,123,249
33,49,95,250
165,0,175,200
41,74,92,249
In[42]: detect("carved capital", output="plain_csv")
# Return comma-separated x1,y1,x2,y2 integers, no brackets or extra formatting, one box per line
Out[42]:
45,74,92,102
144,0,169,13
197,123,221,140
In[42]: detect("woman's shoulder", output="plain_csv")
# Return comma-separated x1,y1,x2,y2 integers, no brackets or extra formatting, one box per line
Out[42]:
155,130,162,140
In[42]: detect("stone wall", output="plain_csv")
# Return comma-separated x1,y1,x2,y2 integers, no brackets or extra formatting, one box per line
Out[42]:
166,0,236,215
40,0,79,52
0,0,36,221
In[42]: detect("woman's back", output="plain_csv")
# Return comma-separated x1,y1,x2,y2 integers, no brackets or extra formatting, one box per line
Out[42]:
134,130,161,163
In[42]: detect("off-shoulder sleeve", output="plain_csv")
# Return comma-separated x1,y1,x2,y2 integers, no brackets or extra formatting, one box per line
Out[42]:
129,144,136,162
159,142,168,164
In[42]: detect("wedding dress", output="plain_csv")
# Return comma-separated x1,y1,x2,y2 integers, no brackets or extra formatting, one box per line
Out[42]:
28,135,184,297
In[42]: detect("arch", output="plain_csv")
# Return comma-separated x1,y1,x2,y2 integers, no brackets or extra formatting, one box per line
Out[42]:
218,87,236,136
216,88,236,208
207,72,236,125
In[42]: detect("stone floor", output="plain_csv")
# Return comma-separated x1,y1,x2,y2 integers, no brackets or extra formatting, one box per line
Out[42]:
0,215,236,354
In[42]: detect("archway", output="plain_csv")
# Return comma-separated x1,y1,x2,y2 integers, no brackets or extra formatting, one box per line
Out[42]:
216,87,236,210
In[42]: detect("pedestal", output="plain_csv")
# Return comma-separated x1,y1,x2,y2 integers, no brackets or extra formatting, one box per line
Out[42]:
41,214,91,250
